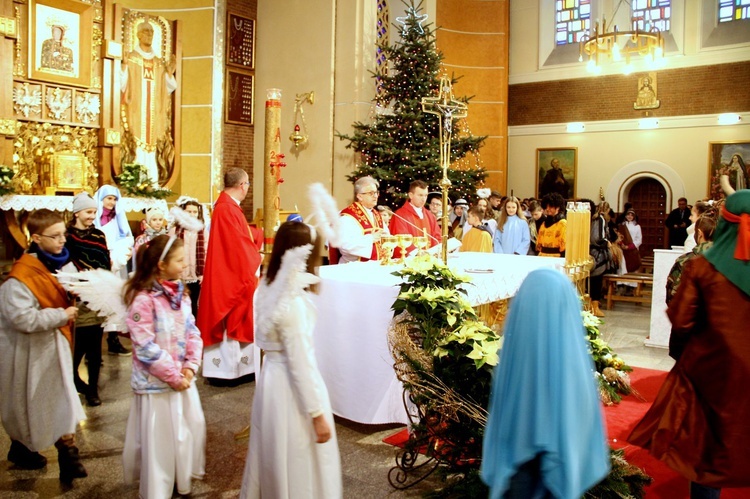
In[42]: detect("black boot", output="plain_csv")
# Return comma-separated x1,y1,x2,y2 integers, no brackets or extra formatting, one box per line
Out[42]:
86,354,102,407
7,440,47,469
107,332,131,356
55,437,87,483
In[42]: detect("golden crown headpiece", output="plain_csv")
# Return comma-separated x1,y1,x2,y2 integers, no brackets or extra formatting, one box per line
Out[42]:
45,16,69,32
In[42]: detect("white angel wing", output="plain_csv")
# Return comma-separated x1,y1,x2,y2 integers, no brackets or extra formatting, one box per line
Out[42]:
56,269,128,329
307,183,342,247
170,206,204,232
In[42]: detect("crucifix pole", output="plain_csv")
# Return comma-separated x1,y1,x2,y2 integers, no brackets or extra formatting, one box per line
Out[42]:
421,76,468,263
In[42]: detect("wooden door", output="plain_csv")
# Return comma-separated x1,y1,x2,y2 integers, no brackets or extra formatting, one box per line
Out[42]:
626,178,666,257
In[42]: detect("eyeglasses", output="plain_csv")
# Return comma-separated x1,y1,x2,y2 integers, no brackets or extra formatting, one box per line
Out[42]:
360,191,379,196
241,181,250,187
39,233,67,241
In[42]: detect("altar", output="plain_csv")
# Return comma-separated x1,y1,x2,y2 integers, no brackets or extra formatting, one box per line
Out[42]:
312,252,564,425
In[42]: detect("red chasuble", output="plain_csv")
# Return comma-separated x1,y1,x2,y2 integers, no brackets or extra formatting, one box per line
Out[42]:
329,202,384,264
197,191,262,347
389,202,442,258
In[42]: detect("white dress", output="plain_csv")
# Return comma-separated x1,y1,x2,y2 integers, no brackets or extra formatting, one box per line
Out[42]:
240,245,342,499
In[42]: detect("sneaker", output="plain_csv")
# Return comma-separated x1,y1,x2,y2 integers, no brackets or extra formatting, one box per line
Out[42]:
107,338,131,356
8,440,47,469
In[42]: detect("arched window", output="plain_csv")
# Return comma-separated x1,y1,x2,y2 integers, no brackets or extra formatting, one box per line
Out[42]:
376,0,389,98
555,0,592,45
718,0,750,22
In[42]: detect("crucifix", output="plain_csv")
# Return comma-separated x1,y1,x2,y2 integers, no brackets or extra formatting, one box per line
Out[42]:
421,75,468,263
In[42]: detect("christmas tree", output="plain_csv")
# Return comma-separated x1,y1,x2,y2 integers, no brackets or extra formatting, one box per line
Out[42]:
338,0,487,209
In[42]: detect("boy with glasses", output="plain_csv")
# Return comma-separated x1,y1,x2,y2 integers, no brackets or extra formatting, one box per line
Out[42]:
0,209,87,483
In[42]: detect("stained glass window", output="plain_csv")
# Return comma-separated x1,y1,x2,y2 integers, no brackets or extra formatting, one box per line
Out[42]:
376,0,389,97
718,0,750,23
555,0,592,45
632,0,672,32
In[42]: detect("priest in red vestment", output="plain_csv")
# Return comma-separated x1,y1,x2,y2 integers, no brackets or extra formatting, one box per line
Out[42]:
389,180,442,258
329,176,387,264
197,167,262,381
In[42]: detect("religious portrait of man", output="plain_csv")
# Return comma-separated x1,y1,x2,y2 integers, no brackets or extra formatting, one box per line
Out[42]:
634,73,660,110
120,17,177,187
34,4,80,77
537,148,576,200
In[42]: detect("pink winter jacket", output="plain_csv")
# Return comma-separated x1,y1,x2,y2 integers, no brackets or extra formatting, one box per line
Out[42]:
125,283,202,394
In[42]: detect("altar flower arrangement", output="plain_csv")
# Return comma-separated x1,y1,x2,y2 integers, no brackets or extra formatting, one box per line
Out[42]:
388,254,500,493
116,163,173,199
583,309,635,405
0,165,16,196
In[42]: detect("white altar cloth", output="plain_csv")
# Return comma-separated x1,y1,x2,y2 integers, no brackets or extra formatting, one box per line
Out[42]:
312,253,564,425
0,194,167,213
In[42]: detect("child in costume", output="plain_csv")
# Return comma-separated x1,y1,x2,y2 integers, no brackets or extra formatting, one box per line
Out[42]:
171,196,209,319
65,192,112,406
0,209,87,483
481,268,609,498
122,235,205,498
240,221,342,499
493,196,530,255
132,207,167,268
94,184,134,355
460,206,493,253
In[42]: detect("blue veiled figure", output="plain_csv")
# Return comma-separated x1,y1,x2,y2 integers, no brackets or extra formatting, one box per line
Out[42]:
481,268,610,499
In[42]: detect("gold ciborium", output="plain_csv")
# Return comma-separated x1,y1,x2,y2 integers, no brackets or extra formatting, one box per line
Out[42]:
396,234,413,264
413,235,429,256
380,235,398,266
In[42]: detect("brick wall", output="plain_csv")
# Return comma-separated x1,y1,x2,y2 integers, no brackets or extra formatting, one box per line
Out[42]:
509,61,750,126
223,0,257,219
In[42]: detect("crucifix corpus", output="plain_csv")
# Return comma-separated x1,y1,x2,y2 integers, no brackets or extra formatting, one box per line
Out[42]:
421,75,468,263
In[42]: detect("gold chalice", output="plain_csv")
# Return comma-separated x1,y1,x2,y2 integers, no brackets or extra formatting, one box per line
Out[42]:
413,235,429,256
380,235,398,265
396,234,413,264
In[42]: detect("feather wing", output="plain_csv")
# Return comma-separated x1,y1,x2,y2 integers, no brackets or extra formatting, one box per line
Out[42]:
56,269,127,328
170,206,204,232
307,183,342,247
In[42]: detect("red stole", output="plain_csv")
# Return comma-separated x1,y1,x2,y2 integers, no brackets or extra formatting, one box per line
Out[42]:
344,203,384,261
7,254,74,346
197,192,262,346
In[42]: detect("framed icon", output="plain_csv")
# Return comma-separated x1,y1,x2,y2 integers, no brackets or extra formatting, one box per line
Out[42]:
29,0,93,88
226,69,254,126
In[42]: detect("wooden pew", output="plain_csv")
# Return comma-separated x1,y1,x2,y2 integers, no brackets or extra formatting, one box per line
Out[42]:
603,273,654,310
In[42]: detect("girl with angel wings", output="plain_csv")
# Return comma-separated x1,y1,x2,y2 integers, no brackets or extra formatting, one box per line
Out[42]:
241,186,342,498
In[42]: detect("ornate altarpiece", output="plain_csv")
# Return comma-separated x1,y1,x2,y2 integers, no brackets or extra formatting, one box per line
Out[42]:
0,0,182,249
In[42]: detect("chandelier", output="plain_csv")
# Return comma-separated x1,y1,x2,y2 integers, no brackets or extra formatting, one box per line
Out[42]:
579,5,665,75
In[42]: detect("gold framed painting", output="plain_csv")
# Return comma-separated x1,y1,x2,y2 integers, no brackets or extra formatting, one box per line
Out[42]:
226,68,254,126
29,0,93,88
708,140,750,199
536,147,577,200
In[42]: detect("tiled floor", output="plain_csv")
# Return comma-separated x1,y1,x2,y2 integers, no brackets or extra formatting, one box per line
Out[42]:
0,301,670,498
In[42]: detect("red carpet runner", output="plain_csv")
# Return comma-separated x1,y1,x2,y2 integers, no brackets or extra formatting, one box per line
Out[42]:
383,367,750,498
